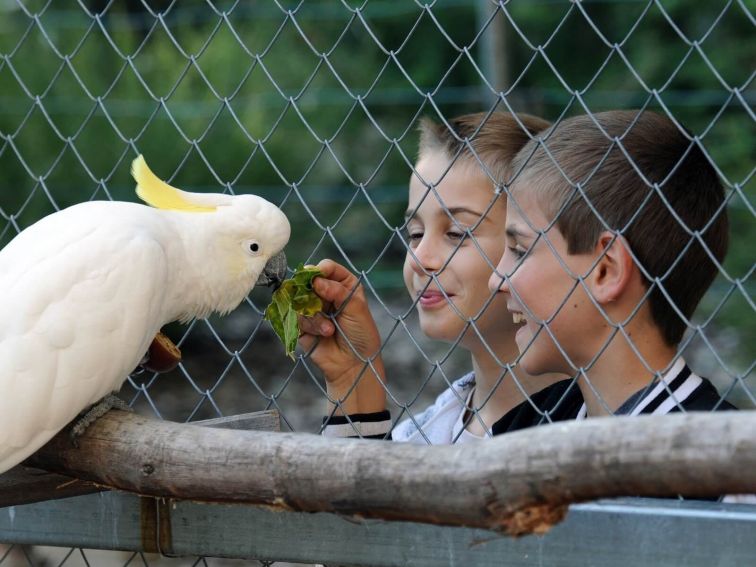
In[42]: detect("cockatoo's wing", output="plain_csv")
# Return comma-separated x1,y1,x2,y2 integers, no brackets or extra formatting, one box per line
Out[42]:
0,202,169,472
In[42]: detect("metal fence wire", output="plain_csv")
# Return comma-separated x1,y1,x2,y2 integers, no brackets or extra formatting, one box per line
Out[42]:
0,0,754,565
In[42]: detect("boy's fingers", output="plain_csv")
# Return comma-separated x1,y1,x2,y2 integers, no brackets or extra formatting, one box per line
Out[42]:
297,316,319,335
306,259,362,311
312,276,357,311
298,313,335,337
315,259,358,288
297,332,317,353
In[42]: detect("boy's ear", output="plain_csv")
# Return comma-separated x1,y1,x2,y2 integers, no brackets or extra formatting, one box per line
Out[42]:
588,231,637,305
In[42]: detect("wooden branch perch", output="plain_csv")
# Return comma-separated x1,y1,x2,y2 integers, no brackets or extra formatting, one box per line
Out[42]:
0,411,280,508
9,410,756,535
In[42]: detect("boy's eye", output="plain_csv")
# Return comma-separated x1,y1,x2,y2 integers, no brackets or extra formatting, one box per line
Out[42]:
448,224,474,242
406,230,423,246
508,246,527,260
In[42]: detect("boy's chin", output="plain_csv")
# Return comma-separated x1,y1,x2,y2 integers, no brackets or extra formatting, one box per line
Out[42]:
421,326,460,344
418,315,463,342
517,350,563,377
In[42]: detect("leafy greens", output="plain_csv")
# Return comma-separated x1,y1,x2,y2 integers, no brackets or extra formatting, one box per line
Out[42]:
264,264,323,358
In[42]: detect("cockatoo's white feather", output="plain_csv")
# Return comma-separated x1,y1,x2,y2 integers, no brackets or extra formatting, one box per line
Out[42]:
0,157,290,473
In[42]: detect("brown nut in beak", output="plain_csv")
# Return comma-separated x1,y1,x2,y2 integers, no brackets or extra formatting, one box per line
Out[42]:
141,331,182,373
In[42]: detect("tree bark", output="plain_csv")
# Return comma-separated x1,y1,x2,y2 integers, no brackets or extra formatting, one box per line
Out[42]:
11,410,756,535
0,410,279,508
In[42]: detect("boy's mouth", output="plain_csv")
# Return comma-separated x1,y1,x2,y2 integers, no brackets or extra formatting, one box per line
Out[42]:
512,312,526,325
418,289,452,308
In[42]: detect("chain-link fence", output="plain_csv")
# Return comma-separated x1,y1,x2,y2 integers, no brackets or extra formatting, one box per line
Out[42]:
1,0,754,565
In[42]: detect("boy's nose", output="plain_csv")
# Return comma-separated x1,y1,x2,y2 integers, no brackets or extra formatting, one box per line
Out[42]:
488,261,510,295
409,238,443,276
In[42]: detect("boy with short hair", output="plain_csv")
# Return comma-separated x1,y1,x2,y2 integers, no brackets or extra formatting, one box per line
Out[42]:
299,111,579,442
489,109,735,417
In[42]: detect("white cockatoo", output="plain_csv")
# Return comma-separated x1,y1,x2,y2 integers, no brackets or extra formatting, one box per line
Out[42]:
0,156,291,474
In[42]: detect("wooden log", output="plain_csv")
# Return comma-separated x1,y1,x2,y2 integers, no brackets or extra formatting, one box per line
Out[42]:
0,466,102,508
0,410,279,508
12,410,756,535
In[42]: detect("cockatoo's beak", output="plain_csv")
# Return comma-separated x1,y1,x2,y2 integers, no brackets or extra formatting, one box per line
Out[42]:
256,251,288,289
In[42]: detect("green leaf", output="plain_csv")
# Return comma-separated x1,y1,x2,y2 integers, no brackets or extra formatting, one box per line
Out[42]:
264,264,324,358
284,307,299,352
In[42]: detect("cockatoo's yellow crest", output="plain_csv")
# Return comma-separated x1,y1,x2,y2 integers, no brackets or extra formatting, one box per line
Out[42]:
132,155,216,213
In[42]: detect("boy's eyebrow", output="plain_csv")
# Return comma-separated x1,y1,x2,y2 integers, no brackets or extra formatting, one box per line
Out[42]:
403,206,488,221
505,225,532,241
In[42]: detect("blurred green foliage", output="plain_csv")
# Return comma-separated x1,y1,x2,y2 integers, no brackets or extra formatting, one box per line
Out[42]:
0,0,753,365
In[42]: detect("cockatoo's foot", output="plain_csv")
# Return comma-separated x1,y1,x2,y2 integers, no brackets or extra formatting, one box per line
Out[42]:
69,393,133,447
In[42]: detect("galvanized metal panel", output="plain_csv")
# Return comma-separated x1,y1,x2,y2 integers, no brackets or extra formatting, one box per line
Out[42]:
1,492,142,552
2,494,755,566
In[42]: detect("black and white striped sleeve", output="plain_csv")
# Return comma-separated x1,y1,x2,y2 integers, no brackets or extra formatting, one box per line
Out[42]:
321,411,392,439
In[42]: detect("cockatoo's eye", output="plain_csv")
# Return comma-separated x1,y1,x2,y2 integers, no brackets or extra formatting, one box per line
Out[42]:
246,240,261,256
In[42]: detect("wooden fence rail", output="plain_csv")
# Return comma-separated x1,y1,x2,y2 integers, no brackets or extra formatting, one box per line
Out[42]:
3,410,755,536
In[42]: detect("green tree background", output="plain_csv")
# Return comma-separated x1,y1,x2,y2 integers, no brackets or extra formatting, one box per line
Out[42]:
1,1,752,398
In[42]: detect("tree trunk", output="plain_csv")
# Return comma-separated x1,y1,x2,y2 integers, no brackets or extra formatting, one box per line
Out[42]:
0,410,279,507
10,410,756,535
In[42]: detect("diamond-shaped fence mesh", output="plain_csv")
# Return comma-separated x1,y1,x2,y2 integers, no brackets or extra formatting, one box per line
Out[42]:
0,0,754,565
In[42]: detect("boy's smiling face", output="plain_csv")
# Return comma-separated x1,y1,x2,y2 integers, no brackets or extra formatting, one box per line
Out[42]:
403,151,514,348
488,185,601,375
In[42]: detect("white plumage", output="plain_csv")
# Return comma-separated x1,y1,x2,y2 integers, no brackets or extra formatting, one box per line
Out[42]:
0,156,290,473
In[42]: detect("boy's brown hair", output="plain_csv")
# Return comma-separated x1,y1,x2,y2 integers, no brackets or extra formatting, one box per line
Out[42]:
510,110,729,346
418,111,552,186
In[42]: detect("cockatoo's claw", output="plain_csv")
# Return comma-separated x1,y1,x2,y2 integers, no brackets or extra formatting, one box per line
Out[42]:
69,393,132,446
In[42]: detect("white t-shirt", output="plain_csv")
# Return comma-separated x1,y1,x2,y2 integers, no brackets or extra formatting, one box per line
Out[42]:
391,373,491,445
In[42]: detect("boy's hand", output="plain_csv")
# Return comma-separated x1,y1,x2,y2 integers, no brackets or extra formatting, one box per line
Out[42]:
297,259,386,415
